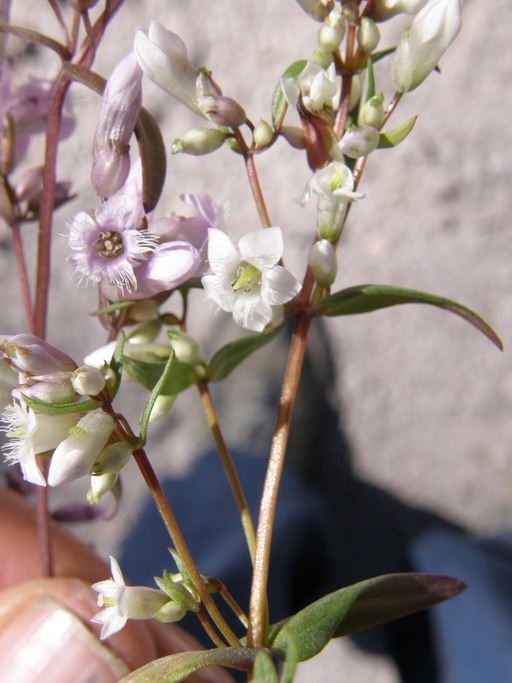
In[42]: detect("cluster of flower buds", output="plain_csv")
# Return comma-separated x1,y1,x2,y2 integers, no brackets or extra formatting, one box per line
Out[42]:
0,335,131,498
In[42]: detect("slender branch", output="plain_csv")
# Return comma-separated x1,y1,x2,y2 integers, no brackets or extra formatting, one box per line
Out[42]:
245,155,272,228
47,0,72,50
131,446,242,649
11,223,35,333
197,381,256,563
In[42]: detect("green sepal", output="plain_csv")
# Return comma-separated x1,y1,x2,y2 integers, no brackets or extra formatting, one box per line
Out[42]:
205,328,281,382
253,650,279,683
138,349,175,444
378,115,417,148
370,46,396,64
154,570,198,613
365,58,376,102
119,647,256,683
269,573,466,664
272,59,307,128
91,300,135,316
109,331,126,400
121,355,198,395
21,394,98,417
169,549,195,591
313,283,503,349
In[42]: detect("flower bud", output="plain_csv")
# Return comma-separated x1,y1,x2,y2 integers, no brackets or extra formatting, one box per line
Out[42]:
313,49,334,69
295,0,334,21
196,95,246,128
357,18,380,53
280,125,306,150
318,23,345,52
253,119,273,148
91,51,142,197
391,0,462,92
67,0,100,9
359,93,385,128
88,472,118,504
148,394,176,423
0,334,77,376
92,441,132,475
72,366,106,396
154,600,187,623
47,409,114,486
167,330,204,366
20,372,76,405
308,239,338,286
127,319,161,344
338,124,380,158
342,2,360,23
134,21,203,116
172,127,226,155
129,299,161,323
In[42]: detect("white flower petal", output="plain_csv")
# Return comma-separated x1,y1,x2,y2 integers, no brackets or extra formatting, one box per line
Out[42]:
206,228,240,273
261,266,302,306
238,227,283,270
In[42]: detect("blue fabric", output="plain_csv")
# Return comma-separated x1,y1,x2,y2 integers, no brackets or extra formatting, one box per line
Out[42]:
409,529,512,683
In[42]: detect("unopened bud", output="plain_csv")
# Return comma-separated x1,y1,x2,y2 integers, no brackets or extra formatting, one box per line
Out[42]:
318,23,345,52
342,2,359,23
280,125,306,150
172,127,226,155
253,119,273,148
149,394,176,422
72,366,106,396
88,472,118,504
195,68,222,98
0,334,77,376
92,441,132,475
338,124,380,158
129,299,160,323
308,240,338,287
154,600,187,623
295,0,334,21
167,330,204,366
127,319,161,344
196,96,247,128
313,49,334,69
359,93,385,128
357,18,380,53
20,372,76,405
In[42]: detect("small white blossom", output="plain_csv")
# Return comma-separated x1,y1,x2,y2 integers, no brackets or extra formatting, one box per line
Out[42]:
391,0,462,92
68,196,157,294
282,61,341,114
0,401,79,486
92,556,182,640
202,227,301,332
47,409,114,487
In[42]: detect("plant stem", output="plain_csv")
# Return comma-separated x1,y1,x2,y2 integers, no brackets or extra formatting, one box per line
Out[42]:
247,269,316,649
132,446,242,649
197,381,256,563
12,223,35,334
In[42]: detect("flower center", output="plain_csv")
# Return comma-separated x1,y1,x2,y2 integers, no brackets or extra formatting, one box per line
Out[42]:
93,230,124,260
231,263,262,294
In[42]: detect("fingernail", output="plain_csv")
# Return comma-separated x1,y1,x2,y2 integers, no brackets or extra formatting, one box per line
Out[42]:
0,595,130,682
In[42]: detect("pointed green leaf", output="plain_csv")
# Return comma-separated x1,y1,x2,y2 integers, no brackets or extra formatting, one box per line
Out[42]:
205,328,281,382
270,573,466,663
253,650,279,683
92,300,135,316
119,647,255,683
154,570,198,612
378,116,417,148
121,355,198,395
313,284,503,349
109,331,126,400
138,349,175,443
277,626,298,683
365,58,376,102
272,60,307,128
21,394,98,417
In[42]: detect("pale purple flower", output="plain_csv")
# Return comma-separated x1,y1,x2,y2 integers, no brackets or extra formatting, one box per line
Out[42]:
202,227,301,332
92,556,181,640
91,51,143,198
68,195,157,294
0,401,79,487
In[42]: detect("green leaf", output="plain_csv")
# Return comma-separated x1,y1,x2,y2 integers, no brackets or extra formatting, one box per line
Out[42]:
378,115,417,148
122,355,198,395
154,570,198,612
119,647,255,683
109,331,126,400
138,349,175,443
21,394,98,417
253,650,279,683
272,59,307,128
277,626,298,683
205,328,281,382
92,300,135,316
270,573,466,663
365,58,376,102
313,284,503,349
370,46,396,64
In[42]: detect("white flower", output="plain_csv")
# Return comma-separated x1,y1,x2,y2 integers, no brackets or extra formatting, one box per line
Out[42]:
134,21,203,116
68,196,157,294
301,161,364,241
92,556,180,640
391,0,462,92
338,124,380,158
282,61,341,114
0,401,79,486
374,0,428,21
202,227,301,332
47,409,114,487
308,239,338,287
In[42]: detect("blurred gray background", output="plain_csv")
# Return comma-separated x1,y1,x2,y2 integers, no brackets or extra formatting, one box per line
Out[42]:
1,1,511,680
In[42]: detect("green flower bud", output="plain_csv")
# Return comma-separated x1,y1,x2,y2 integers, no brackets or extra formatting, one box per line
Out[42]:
127,319,162,344
167,330,204,366
72,366,106,396
253,119,273,148
92,441,132,476
359,93,385,128
172,127,226,156
357,18,381,53
88,472,118,504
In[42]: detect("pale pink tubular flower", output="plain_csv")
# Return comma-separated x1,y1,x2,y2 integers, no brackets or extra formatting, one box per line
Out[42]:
91,51,143,198
0,334,77,376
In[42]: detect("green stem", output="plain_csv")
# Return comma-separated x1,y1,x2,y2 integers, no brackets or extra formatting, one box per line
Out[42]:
132,446,242,649
197,381,256,564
